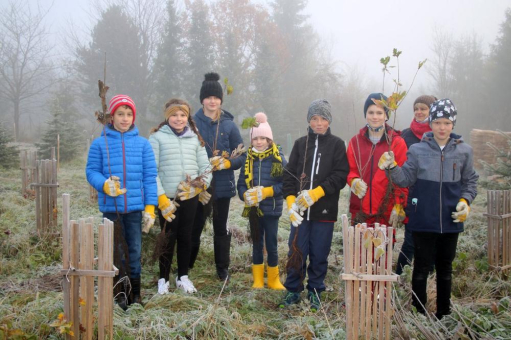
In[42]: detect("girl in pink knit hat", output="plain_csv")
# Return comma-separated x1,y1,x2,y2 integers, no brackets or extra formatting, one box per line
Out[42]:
237,112,287,290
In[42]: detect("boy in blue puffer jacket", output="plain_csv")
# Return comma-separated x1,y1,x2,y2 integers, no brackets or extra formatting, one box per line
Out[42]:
237,112,287,290
86,94,158,308
379,98,478,319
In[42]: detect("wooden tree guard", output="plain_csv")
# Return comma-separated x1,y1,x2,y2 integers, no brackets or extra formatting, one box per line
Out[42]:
20,150,37,197
61,194,118,340
341,214,399,340
485,190,511,272
86,138,98,202
31,157,58,235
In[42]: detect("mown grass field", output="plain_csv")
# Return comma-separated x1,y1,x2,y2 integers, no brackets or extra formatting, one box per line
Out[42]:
1,157,510,339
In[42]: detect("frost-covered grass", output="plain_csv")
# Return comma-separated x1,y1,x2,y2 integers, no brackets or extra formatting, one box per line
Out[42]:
0,158,510,339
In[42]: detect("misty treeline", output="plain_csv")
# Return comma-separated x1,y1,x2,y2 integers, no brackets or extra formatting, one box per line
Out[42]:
0,0,510,162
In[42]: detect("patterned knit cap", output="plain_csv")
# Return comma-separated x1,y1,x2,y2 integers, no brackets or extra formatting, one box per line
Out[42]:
109,95,136,122
429,98,457,127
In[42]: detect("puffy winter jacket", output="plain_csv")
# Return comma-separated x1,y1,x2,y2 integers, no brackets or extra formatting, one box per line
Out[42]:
86,125,158,213
283,127,349,221
347,125,408,224
193,108,246,199
237,147,288,217
389,132,479,233
149,125,212,198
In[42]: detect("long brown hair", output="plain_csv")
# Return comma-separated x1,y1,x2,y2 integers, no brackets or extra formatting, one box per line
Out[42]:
151,98,205,147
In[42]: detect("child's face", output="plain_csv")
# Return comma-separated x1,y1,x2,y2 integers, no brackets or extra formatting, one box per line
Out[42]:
112,106,134,133
168,110,189,133
309,115,330,134
366,104,386,128
431,118,453,145
414,103,430,122
202,96,221,114
252,136,270,152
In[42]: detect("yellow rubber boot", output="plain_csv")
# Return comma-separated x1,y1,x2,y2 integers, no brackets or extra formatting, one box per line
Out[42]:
252,264,264,289
267,265,285,290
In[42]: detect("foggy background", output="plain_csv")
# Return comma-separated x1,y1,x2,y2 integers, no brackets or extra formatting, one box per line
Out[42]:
1,0,510,155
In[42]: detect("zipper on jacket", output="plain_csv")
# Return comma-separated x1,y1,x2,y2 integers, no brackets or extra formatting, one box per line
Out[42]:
307,135,319,220
316,153,322,175
369,145,375,214
439,149,444,233
258,158,262,187
122,133,127,213
453,163,456,181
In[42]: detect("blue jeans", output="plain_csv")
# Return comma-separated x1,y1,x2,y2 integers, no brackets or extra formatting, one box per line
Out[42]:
253,216,280,267
103,211,142,279
284,220,334,294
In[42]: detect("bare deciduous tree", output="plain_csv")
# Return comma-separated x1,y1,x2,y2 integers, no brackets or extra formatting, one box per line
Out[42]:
0,0,56,140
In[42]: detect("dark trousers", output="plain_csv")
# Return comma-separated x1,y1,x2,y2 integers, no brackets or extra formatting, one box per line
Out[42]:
253,216,280,267
412,231,459,318
284,220,334,294
190,197,231,267
103,211,142,279
396,227,414,275
158,197,198,279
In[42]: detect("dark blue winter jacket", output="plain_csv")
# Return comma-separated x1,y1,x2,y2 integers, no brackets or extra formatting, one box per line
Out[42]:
193,108,246,199
389,132,479,233
86,125,158,213
237,147,288,217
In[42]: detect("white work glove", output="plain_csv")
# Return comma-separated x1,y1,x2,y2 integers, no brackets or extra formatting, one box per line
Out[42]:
177,181,205,200
452,199,470,223
296,186,325,212
286,196,303,227
103,176,127,197
198,190,212,205
388,204,405,227
158,195,180,222
142,205,156,233
378,151,397,170
210,156,231,171
350,178,368,199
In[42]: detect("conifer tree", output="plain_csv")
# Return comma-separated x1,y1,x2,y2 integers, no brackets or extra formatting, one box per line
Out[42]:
0,121,18,168
37,90,82,162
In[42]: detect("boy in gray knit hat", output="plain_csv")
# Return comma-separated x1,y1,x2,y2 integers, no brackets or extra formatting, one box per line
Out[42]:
279,99,350,312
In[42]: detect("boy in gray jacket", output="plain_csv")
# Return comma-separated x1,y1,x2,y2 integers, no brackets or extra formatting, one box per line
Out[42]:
378,98,478,319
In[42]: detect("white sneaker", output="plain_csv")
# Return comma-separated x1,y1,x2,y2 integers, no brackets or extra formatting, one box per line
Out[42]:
158,278,169,295
176,275,197,294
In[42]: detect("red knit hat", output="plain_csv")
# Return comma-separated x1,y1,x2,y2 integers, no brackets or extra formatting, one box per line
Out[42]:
109,95,137,123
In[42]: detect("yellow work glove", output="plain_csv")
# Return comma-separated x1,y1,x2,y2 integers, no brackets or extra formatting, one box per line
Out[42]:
378,151,397,170
350,178,368,199
286,195,303,227
177,180,206,200
388,204,406,227
296,186,325,212
158,195,180,222
198,190,212,205
244,186,273,206
142,205,156,233
452,198,470,223
210,156,231,171
103,176,127,197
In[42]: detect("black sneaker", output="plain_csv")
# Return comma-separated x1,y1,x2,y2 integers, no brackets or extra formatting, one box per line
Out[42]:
278,291,301,308
308,291,321,312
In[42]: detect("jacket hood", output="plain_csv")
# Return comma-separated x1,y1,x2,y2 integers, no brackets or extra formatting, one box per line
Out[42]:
422,131,464,146
101,124,139,138
195,108,234,125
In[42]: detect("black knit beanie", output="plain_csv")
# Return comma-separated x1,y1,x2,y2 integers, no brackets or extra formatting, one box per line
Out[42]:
364,93,389,119
200,72,223,104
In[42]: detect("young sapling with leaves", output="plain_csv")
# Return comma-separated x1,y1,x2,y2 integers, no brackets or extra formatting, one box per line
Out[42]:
86,94,158,308
237,112,287,290
379,99,479,319
279,99,349,312
149,98,212,294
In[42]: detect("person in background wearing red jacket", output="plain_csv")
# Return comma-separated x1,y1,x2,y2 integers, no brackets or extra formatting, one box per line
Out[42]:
347,93,408,228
